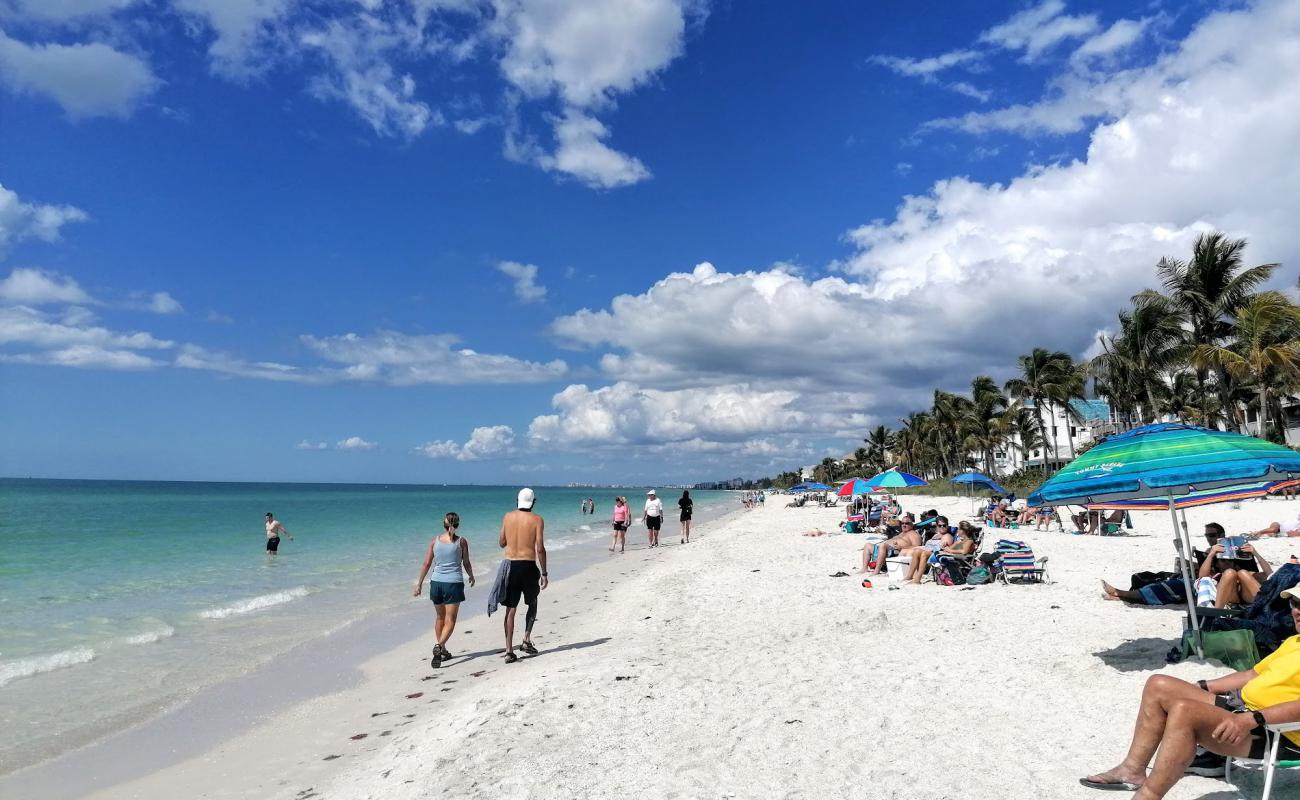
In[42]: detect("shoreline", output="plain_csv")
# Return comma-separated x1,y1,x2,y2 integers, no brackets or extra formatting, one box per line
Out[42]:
0,498,744,800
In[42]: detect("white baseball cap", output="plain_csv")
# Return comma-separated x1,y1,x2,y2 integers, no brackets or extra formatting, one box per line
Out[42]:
1282,587,1300,602
647,489,657,496
517,487,536,509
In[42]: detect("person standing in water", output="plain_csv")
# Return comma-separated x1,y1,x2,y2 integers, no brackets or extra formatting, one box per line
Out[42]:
610,496,629,553
499,488,548,663
264,512,293,554
413,512,475,668
643,489,664,548
678,490,694,544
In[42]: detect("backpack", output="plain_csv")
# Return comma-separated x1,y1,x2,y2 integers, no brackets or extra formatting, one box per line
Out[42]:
936,569,956,586
965,566,992,585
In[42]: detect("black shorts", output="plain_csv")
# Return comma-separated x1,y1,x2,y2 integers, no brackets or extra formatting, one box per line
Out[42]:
266,536,280,552
503,560,541,609
680,512,692,522
645,515,662,531
1215,693,1300,759
613,522,627,532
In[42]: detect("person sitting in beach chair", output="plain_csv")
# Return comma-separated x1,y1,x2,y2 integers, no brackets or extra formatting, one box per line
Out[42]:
1072,508,1124,535
860,519,922,575
1034,505,1058,531
901,519,974,584
1080,588,1300,797
1199,527,1273,609
1102,523,1259,605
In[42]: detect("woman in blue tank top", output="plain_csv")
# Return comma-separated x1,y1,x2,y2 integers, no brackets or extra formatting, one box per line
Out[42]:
413,512,475,668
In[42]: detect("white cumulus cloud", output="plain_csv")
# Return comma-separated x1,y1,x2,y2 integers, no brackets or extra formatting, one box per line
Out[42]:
496,260,547,303
416,424,515,460
0,30,159,119
301,330,567,384
0,184,88,258
336,435,378,450
0,268,93,305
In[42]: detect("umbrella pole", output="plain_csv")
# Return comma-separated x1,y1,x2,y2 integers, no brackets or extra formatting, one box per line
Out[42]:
1168,492,1203,660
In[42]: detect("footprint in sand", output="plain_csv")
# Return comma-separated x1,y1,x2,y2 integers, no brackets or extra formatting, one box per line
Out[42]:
380,730,392,737
322,754,342,761
370,711,389,717
349,733,368,740
405,692,423,699
470,670,488,677
404,714,417,718
440,687,453,692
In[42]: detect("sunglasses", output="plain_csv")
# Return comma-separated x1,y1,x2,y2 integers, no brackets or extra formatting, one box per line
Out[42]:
1290,598,1300,610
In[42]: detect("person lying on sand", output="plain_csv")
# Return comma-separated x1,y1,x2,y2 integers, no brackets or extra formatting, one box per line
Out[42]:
1248,514,1300,538
801,528,828,537
1080,588,1300,798
860,519,922,575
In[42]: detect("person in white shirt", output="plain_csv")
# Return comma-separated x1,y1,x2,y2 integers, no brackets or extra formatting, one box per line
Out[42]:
1250,515,1300,538
642,490,665,548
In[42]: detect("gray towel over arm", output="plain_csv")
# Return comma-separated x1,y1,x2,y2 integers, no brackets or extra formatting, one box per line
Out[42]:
487,560,510,617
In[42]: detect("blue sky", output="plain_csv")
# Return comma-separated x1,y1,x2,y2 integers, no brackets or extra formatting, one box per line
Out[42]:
1,0,1297,484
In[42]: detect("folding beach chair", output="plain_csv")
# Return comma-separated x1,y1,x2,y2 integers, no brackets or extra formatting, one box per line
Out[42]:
994,539,1049,584
1225,722,1300,800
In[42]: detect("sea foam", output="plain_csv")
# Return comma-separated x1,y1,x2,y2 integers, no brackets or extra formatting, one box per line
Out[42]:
0,647,96,688
199,587,310,620
124,624,176,645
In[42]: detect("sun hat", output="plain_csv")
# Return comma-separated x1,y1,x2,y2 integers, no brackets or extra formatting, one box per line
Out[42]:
517,487,536,509
1282,587,1300,601
647,489,656,496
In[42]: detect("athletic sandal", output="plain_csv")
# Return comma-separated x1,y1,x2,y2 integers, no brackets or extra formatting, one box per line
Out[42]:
440,648,454,659
431,647,443,669
504,652,518,663
520,641,539,655
1078,778,1141,791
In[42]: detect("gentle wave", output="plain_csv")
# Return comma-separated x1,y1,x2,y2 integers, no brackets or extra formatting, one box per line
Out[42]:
199,587,310,620
124,624,176,645
0,647,96,688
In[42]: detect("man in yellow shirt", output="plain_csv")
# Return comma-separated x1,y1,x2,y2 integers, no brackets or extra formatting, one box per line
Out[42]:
1082,587,1300,797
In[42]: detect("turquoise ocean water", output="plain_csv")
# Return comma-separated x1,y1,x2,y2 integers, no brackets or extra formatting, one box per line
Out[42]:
0,479,735,771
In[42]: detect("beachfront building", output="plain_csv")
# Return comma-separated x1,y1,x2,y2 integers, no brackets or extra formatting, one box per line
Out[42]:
1240,393,1300,447
990,398,1119,476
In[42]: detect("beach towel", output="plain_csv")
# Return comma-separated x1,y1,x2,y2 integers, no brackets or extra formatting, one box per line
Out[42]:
487,560,511,617
1196,577,1219,607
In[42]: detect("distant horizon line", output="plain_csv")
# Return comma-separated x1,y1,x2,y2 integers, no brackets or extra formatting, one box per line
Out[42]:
0,476,725,490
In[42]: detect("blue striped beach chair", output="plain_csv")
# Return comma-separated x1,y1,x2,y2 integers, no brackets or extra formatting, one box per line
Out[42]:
994,539,1048,584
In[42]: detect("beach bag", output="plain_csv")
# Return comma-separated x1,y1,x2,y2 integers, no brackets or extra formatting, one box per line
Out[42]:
1179,629,1261,672
965,566,992,585
936,569,956,586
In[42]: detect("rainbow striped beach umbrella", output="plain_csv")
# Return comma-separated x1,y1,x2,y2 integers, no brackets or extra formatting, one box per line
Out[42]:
1028,423,1300,658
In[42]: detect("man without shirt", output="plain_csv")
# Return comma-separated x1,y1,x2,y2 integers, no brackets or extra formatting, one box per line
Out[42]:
499,488,548,663
264,512,293,554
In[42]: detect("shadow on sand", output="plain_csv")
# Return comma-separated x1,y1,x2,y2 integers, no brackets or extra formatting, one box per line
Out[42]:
1093,637,1177,672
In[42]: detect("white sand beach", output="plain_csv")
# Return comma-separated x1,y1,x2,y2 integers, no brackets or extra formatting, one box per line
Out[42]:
12,495,1300,799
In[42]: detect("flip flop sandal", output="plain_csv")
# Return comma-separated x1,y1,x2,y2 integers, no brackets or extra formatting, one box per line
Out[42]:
504,652,519,663
828,571,849,577
1078,778,1140,791
520,641,539,655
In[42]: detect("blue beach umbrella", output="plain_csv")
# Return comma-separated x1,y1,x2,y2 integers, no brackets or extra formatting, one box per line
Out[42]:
864,469,928,490
1027,423,1300,658
790,481,832,493
950,471,1007,494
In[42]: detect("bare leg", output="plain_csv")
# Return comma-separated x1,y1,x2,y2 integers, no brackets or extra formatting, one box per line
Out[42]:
1085,675,1215,787
434,604,448,643
1214,569,1240,608
438,603,460,648
1132,700,1251,800
1237,570,1262,603
503,607,517,656
1101,580,1148,603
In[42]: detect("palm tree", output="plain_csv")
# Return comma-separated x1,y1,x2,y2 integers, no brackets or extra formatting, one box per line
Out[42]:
1009,407,1044,468
1005,349,1075,473
1193,291,1300,440
1092,295,1189,423
1147,232,1278,428
862,426,894,473
964,375,1008,473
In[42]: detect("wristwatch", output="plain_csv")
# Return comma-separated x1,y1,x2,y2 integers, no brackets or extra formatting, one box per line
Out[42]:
1252,710,1267,727
541,571,548,577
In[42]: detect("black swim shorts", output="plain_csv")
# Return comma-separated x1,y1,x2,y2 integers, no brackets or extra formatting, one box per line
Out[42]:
645,515,662,531
266,536,280,552
613,522,627,532
503,560,541,608
1215,692,1300,760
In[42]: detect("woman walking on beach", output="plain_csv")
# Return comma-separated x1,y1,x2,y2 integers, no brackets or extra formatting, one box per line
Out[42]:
678,490,693,544
413,512,475,669
610,496,629,553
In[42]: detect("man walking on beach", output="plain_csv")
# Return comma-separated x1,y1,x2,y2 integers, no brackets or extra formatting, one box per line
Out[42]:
264,512,293,554
499,488,548,663
643,489,664,548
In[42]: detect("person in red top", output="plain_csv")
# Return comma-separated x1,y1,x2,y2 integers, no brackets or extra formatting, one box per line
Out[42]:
610,496,629,553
